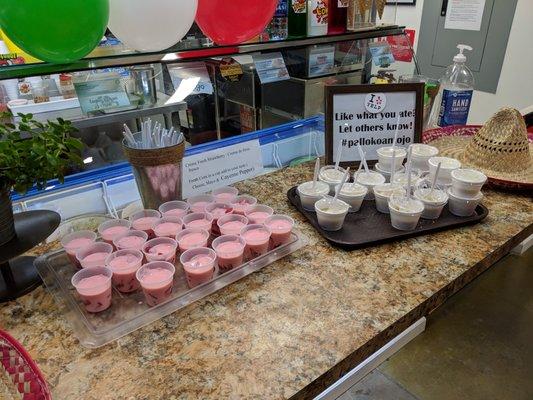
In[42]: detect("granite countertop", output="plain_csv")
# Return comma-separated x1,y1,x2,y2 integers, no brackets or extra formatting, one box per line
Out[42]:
1,164,532,400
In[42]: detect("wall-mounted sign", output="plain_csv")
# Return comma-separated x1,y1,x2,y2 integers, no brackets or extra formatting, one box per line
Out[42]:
325,83,425,166
182,140,264,198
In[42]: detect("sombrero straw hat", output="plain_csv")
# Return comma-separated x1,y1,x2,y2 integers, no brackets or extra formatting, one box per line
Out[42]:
426,108,533,190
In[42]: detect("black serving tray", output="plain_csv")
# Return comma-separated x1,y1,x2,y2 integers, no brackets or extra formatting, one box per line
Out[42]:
287,186,489,250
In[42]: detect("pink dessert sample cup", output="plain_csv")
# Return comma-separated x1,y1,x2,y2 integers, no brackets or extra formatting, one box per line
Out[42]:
212,235,246,272
245,204,274,224
61,230,97,267
231,195,257,216
142,237,178,263
71,266,113,313
217,214,249,236
129,209,161,239
158,200,190,219
136,261,175,307
264,215,295,249
105,249,143,293
240,224,272,260
113,230,148,251
176,228,210,253
182,212,214,234
180,247,216,289
186,194,216,213
97,219,131,245
211,186,239,203
76,242,114,269
205,202,234,235
153,216,183,238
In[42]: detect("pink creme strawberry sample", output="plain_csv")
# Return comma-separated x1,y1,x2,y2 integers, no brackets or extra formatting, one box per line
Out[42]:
240,224,272,260
71,267,113,313
105,250,143,293
212,235,246,272
136,262,175,307
180,248,216,288
264,215,295,248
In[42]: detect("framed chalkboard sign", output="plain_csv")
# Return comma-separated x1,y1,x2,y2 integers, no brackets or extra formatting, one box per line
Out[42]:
325,83,425,167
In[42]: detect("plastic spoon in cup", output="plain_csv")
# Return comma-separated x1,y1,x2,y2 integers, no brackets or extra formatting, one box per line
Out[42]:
354,158,364,183
334,141,343,171
328,167,351,206
356,143,369,173
406,146,413,200
390,148,397,183
312,157,320,189
429,162,442,197
392,113,401,153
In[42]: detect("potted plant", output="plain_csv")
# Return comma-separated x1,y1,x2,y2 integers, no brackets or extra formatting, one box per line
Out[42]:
0,112,83,246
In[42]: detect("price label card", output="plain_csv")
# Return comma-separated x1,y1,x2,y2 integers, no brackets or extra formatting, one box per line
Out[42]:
308,45,335,77
253,52,290,84
168,62,214,96
182,140,264,198
74,73,131,114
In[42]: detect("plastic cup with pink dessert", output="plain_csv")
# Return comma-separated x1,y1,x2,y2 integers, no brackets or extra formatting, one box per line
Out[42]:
217,214,249,236
136,261,175,307
98,219,131,245
211,186,239,204
264,215,295,248
158,200,190,219
105,249,143,293
153,216,183,238
245,204,274,224
182,212,214,234
231,195,257,216
212,235,246,272
175,228,210,253
129,209,161,239
187,194,216,213
142,237,178,263
205,202,234,235
180,247,217,288
71,266,113,313
61,230,97,267
297,181,330,211
240,224,272,260
113,230,148,251
76,242,114,269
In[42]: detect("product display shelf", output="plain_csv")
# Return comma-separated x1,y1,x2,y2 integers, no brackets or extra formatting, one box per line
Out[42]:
0,26,403,80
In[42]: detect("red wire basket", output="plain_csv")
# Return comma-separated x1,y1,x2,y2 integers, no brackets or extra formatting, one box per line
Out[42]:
0,330,51,400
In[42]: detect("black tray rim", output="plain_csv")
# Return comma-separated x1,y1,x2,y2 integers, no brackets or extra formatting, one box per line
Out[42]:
287,186,489,250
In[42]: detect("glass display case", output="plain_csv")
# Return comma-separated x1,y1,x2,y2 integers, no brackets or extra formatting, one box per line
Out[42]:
0,3,416,212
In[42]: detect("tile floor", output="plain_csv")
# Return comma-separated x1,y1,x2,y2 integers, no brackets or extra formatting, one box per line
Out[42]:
338,248,533,400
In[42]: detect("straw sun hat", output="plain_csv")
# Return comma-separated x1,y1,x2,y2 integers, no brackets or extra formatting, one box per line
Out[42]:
424,108,533,190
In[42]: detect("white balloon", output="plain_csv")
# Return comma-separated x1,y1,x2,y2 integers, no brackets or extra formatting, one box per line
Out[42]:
108,0,198,52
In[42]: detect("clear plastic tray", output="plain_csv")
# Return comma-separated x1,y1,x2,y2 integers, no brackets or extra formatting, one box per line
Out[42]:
35,231,307,348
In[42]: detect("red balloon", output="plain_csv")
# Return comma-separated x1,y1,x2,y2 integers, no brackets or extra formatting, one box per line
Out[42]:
196,0,278,45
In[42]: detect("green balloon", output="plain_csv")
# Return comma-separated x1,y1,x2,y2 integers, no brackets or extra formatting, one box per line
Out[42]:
0,0,109,64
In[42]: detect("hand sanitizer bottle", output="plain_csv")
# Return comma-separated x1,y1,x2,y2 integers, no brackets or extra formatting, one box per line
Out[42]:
431,44,475,127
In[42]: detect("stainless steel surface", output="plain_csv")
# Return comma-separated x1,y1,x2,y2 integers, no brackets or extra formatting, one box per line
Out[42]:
130,66,157,106
0,26,403,80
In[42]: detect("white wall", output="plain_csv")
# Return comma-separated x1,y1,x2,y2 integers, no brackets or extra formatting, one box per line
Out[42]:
386,0,533,124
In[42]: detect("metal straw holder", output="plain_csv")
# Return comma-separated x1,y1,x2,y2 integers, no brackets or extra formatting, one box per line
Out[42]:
123,137,185,210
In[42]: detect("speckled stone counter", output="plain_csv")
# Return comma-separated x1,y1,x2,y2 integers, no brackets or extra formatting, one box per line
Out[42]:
1,164,532,400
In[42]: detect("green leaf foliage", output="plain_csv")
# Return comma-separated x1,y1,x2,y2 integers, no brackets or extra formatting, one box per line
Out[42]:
0,112,84,194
